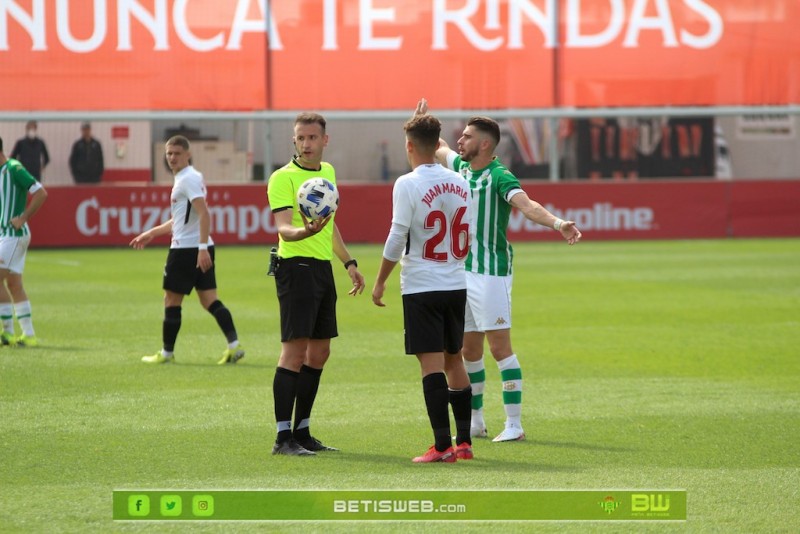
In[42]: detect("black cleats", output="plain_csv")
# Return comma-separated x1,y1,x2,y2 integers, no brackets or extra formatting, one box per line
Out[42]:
296,436,339,452
272,439,315,456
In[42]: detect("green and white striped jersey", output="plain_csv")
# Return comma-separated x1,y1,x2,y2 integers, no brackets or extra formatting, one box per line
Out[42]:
0,159,37,238
446,153,523,276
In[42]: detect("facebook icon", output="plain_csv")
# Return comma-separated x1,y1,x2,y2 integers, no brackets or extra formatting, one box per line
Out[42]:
128,495,150,516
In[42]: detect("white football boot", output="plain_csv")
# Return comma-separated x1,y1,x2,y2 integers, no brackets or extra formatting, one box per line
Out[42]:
492,423,525,442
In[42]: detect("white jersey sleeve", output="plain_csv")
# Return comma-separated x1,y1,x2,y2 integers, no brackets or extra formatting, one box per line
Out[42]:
382,222,409,263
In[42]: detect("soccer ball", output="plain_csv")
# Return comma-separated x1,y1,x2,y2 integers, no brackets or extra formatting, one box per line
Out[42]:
297,177,339,220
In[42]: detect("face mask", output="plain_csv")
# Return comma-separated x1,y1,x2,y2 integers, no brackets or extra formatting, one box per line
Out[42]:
27,129,36,139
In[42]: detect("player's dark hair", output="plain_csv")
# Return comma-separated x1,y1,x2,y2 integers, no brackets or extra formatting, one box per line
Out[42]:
0,136,3,152
296,112,327,133
468,116,501,147
404,114,441,153
166,135,191,150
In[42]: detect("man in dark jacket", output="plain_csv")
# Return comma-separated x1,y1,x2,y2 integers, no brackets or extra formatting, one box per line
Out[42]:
69,122,104,184
11,121,50,181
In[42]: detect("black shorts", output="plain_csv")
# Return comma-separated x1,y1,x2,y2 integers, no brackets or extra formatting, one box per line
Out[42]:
275,256,338,342
402,289,466,355
163,247,217,295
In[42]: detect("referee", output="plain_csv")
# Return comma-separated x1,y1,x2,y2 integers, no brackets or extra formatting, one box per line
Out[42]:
267,112,365,456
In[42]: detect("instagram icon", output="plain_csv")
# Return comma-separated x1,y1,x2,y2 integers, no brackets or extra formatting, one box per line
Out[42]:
192,495,214,517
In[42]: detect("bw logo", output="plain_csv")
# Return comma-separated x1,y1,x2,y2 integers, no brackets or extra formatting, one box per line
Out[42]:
632,494,670,513
494,317,507,325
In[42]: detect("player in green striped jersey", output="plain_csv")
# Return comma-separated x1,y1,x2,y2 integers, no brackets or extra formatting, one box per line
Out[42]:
417,100,582,442
0,137,48,347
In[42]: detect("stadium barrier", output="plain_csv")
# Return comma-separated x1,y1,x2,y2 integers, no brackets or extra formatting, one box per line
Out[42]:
29,180,800,248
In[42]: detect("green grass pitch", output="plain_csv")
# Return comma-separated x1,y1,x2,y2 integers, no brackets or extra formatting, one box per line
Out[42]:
1,239,798,533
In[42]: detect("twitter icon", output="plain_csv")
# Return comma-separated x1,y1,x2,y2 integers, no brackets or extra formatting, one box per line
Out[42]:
160,495,182,516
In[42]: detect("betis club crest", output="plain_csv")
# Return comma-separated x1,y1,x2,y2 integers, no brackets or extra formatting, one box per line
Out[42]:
599,495,621,515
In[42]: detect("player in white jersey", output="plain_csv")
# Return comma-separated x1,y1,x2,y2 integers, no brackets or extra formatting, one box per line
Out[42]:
417,99,582,443
0,136,48,347
130,136,244,365
372,113,474,463
169,164,213,249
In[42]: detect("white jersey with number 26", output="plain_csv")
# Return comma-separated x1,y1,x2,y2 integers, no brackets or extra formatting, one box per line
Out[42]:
387,163,471,295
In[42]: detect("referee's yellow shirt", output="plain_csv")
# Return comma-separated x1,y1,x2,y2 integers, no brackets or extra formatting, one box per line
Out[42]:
267,160,337,261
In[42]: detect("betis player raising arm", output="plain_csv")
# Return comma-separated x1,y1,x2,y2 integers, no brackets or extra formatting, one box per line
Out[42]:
417,99,582,443
372,112,474,463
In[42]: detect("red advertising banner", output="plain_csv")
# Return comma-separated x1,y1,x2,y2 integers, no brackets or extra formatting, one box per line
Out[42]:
728,180,800,237
0,1,267,111
558,0,800,106
268,0,555,110
27,181,800,248
1,1,798,110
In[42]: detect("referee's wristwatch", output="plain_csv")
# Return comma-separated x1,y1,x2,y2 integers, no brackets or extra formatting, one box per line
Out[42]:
344,259,358,270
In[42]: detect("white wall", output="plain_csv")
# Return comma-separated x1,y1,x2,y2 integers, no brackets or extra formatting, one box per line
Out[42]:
717,115,800,179
152,119,416,182
5,116,799,184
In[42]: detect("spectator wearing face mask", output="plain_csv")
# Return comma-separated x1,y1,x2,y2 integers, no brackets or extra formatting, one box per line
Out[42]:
10,121,50,182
